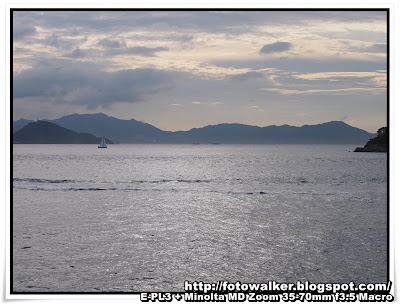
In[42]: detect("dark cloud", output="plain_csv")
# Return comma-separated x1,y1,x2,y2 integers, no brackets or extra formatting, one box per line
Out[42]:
13,23,36,40
97,38,126,48
365,43,386,53
259,42,293,54
106,46,169,57
44,34,72,49
230,72,265,82
63,48,86,59
13,11,386,40
338,42,387,55
42,34,87,50
13,60,174,108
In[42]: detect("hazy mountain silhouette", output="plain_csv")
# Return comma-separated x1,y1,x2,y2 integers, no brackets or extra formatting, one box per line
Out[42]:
13,121,113,144
13,118,33,133
13,113,375,144
47,113,166,143
174,121,374,144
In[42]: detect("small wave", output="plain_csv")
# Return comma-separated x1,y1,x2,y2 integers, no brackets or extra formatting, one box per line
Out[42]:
24,285,51,290
123,179,211,184
227,191,271,196
13,185,143,192
129,277,155,281
14,177,212,186
70,187,108,191
14,177,75,184
149,179,212,184
296,178,308,184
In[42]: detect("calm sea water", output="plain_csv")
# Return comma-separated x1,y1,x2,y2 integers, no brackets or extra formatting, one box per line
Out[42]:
12,144,387,292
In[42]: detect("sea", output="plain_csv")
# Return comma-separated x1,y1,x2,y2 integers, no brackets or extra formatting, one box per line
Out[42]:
12,144,388,292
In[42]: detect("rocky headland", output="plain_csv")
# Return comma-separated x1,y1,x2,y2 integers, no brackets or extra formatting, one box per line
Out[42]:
354,127,387,152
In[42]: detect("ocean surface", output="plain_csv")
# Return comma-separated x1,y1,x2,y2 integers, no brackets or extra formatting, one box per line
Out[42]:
12,144,388,292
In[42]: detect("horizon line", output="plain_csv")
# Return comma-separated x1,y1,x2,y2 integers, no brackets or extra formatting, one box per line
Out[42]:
12,112,380,134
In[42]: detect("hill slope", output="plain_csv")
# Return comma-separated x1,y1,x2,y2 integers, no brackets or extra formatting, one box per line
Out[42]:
13,118,33,133
13,121,113,144
354,127,387,152
48,113,166,143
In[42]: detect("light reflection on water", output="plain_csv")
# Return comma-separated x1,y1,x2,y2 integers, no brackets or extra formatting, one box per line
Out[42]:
13,144,387,292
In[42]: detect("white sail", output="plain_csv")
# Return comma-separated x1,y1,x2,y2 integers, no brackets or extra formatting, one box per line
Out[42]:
98,136,107,148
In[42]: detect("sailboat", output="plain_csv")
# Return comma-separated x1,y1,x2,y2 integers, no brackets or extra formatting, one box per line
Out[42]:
98,136,107,148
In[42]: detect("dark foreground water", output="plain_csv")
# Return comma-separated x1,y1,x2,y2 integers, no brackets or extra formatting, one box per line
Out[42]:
12,144,387,292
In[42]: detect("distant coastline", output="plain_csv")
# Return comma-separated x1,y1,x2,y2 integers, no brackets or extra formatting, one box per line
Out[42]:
13,113,375,145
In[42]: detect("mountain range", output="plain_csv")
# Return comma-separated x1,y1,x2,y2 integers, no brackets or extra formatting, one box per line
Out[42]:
13,113,375,144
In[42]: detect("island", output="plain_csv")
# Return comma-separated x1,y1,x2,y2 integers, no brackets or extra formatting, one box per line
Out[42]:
13,120,113,144
354,127,387,152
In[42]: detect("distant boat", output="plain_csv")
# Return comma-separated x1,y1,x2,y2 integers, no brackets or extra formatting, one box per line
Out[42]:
98,136,107,148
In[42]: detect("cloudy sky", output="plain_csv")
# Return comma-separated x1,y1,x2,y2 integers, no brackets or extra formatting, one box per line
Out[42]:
13,10,387,132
